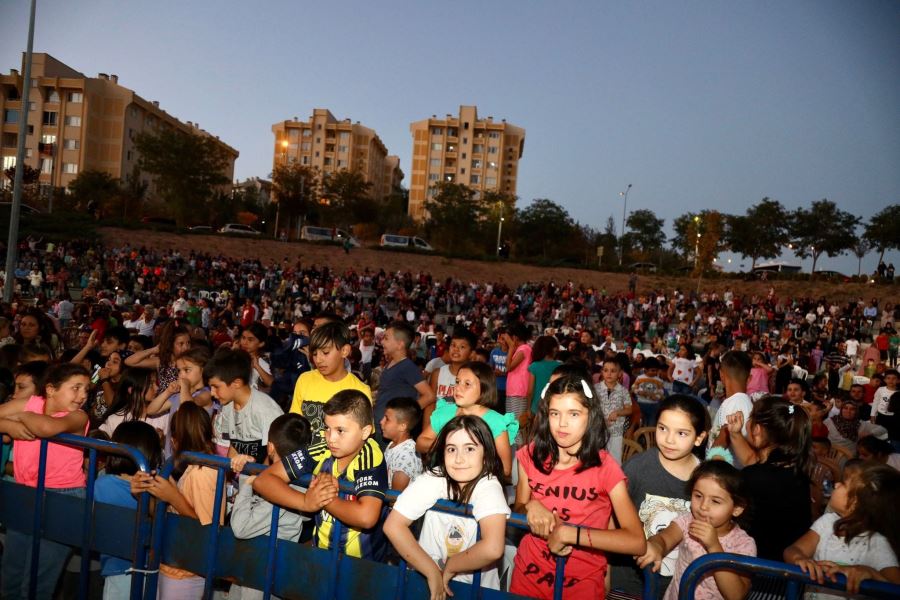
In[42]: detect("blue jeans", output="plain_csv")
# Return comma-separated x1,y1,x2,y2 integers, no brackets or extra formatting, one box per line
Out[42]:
638,401,659,427
1,487,84,600
671,381,694,396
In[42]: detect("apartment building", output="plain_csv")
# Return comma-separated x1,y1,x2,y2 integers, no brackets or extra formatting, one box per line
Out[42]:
408,105,525,221
0,53,237,198
271,109,402,201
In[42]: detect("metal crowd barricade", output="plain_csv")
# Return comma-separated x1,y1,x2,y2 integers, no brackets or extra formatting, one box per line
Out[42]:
678,553,900,600
0,433,153,600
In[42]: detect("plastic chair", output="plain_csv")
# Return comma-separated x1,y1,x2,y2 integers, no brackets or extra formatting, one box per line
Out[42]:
633,426,658,450
622,438,643,463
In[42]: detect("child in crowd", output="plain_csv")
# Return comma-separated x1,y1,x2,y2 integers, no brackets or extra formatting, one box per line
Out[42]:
489,330,508,412
94,420,162,599
132,402,224,598
124,321,192,392
417,361,517,477
374,322,434,440
206,349,283,470
10,360,48,404
615,394,710,596
98,368,170,439
725,395,813,560
747,351,774,401
0,363,91,599
503,324,532,435
668,345,699,396
637,461,756,600
511,374,646,599
785,462,900,597
631,356,666,427
856,435,900,470
385,415,510,596
254,390,390,562
239,322,273,390
594,356,633,463
526,335,562,421
708,351,754,466
230,413,313,600
872,369,899,423
379,397,423,491
430,329,477,400
290,321,371,446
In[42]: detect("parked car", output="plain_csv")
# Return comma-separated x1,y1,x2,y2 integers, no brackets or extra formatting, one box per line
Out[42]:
300,226,360,247
379,234,434,252
628,262,658,273
218,223,260,235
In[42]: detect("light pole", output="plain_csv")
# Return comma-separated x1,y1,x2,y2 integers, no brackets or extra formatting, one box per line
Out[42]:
618,184,632,267
693,215,701,268
495,202,504,257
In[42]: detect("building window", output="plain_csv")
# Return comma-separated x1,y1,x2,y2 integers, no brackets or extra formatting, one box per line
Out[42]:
428,173,439,181
25,148,32,158
446,144,456,152
488,146,498,154
470,174,479,184
45,89,60,103
472,160,482,169
63,139,79,150
316,124,322,130
63,162,78,174
288,129,300,141
431,143,441,151
462,137,467,144
464,122,469,130
447,127,458,137
315,137,321,144
42,134,57,144
28,101,36,111
324,157,332,166
431,127,443,136
444,174,455,182
43,111,58,125
473,144,483,153
486,177,497,186
430,158,440,168
339,132,350,141
460,168,466,175
65,115,81,126
2,156,15,171
4,109,19,124
30,79,38,88
301,156,309,165
314,151,320,157
301,142,311,151
40,158,53,173
489,132,500,139
489,161,498,169
337,159,347,168
338,145,348,153
302,129,311,137
67,92,83,103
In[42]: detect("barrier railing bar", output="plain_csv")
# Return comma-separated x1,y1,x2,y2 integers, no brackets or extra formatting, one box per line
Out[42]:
145,459,176,600
28,439,50,600
262,503,279,600
325,491,344,600
470,525,482,600
679,553,900,600
553,556,565,600
130,485,153,600
78,447,98,600
202,467,227,599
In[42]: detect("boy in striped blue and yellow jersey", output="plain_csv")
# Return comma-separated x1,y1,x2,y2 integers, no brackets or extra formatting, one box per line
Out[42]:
253,389,389,561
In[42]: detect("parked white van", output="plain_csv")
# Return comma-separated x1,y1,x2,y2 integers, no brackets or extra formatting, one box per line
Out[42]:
380,234,434,252
300,226,360,247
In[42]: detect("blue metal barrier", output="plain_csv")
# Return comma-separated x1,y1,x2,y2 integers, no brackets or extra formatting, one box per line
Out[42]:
0,433,153,600
678,553,900,600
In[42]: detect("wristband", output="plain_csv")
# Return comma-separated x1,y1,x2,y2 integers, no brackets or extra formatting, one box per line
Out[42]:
576,527,581,547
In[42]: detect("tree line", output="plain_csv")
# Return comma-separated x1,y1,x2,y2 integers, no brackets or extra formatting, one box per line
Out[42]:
4,127,897,274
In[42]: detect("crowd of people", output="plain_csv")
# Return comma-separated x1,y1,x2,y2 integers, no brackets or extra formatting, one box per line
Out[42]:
0,236,899,600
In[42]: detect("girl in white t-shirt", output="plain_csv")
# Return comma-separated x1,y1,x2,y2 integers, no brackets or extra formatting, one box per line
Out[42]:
785,462,900,598
385,415,510,599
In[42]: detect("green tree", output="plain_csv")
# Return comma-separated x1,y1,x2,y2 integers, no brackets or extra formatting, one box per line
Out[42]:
271,163,318,239
67,170,120,218
322,169,374,226
725,198,790,269
693,211,724,276
789,199,859,272
851,236,871,277
864,204,900,265
424,182,486,252
134,129,231,227
626,209,666,255
516,199,578,260
671,210,728,259
3,164,41,206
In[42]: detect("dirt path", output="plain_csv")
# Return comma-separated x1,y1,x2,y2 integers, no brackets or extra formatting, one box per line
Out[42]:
99,227,891,302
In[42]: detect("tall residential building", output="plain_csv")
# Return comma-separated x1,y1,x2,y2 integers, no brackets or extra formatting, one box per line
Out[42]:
0,53,237,199
408,105,525,221
271,109,402,201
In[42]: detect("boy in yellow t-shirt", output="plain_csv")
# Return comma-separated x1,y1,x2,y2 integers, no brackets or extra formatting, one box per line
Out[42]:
290,321,371,445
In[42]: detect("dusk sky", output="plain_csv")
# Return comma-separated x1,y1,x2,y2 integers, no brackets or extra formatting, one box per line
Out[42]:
2,1,898,273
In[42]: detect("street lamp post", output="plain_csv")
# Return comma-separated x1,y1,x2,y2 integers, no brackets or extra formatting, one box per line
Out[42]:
618,184,632,267
693,215,702,268
496,202,504,257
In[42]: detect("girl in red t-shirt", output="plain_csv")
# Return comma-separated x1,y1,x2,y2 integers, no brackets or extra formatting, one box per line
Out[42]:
511,374,646,599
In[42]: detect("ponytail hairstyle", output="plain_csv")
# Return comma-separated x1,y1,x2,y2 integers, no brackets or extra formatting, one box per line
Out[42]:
170,402,214,459
426,415,503,506
833,463,900,558
747,395,812,478
530,373,610,475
